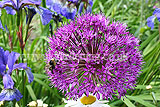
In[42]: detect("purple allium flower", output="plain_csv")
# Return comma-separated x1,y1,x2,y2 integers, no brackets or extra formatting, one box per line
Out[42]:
147,8,160,30
46,14,143,100
0,88,23,101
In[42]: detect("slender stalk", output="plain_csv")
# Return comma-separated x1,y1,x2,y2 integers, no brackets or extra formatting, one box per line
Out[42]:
42,0,46,8
25,20,30,43
21,49,25,107
158,24,160,41
17,10,20,28
2,32,6,47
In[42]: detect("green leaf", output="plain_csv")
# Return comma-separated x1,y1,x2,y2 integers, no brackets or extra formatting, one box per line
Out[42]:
54,105,65,107
135,85,147,89
34,77,61,99
121,97,136,107
98,1,104,12
127,95,156,107
33,73,47,79
140,32,158,50
105,0,118,17
29,38,39,54
26,85,37,101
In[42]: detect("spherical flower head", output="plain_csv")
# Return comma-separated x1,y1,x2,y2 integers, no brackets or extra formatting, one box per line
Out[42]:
46,14,143,100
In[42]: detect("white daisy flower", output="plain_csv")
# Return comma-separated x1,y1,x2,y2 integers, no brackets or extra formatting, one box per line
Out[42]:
64,95,110,107
146,85,152,90
27,99,48,107
27,101,37,107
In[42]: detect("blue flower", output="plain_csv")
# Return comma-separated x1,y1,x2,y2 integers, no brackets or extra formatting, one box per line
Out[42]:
0,47,34,89
35,6,53,25
68,0,79,3
61,6,77,20
78,2,84,14
86,0,93,13
46,0,77,20
0,0,41,14
46,0,62,14
0,88,23,101
0,0,53,29
0,10,4,30
147,8,160,30
0,19,4,30
25,6,37,24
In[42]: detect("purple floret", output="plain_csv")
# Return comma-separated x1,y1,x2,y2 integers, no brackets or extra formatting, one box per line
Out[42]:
46,14,143,100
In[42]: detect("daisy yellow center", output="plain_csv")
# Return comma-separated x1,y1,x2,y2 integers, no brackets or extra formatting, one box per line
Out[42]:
80,95,96,105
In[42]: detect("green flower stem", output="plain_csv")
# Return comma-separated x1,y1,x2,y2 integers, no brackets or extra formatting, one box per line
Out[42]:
150,92,158,106
2,32,6,47
158,24,160,41
21,49,25,107
25,20,30,44
16,10,20,28
42,0,46,8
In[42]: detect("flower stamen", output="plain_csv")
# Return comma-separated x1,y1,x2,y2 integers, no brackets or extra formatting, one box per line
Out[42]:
80,95,96,105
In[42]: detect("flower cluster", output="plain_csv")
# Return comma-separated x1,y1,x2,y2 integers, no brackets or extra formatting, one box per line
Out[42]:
46,14,143,100
0,0,53,28
0,47,34,101
46,0,93,20
0,0,94,30
46,0,77,20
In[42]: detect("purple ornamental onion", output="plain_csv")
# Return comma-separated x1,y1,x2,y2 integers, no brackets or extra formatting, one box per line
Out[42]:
46,14,143,100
